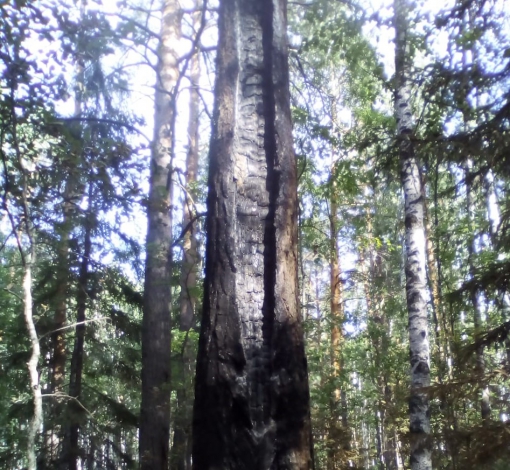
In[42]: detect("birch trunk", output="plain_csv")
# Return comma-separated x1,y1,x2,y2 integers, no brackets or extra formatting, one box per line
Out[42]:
192,0,313,467
394,0,431,468
9,83,42,470
24,252,41,470
139,0,180,468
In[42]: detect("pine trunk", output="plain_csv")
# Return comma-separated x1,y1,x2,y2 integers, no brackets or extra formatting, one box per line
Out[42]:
394,0,432,468
327,170,348,469
67,189,93,470
139,1,180,468
171,8,201,468
192,0,313,468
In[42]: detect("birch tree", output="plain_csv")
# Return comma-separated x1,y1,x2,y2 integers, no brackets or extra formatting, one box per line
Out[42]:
394,0,432,468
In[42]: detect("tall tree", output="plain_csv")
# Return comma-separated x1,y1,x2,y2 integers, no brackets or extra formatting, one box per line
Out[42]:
394,0,432,469
171,5,202,468
192,0,313,468
65,183,93,470
139,0,181,468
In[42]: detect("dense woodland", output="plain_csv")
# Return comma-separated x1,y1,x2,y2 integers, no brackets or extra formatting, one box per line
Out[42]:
1,0,510,469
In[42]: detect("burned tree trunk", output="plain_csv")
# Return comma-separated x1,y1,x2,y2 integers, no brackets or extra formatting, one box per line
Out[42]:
192,0,313,468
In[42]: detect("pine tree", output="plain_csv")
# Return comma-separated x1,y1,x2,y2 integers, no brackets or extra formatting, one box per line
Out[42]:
192,0,313,467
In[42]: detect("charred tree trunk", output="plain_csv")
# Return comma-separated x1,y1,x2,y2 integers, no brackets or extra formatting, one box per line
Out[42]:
139,1,180,469
192,0,313,468
171,7,201,469
394,0,431,468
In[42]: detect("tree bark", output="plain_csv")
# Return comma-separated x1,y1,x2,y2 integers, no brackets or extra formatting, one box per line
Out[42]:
327,162,348,470
464,162,491,423
7,82,42,470
50,36,85,464
24,251,41,470
139,1,180,468
192,0,313,468
171,7,201,468
67,184,93,470
394,0,432,468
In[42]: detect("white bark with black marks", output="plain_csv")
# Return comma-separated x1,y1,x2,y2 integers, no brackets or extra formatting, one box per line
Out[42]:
394,0,432,468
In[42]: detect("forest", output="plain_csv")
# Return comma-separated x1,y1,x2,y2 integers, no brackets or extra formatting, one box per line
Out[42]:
1,0,510,469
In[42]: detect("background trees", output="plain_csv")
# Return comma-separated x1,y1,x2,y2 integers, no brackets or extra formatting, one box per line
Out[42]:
1,0,510,468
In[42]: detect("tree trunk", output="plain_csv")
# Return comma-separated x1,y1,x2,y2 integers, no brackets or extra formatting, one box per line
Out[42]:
24,253,42,470
171,7,201,468
394,0,432,468
50,36,85,463
67,185,93,470
464,162,491,423
192,0,313,468
360,208,397,470
327,163,348,470
139,1,180,468
8,85,42,470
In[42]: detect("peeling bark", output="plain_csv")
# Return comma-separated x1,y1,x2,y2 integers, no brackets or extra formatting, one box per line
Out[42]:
394,0,431,468
139,1,181,468
192,0,313,468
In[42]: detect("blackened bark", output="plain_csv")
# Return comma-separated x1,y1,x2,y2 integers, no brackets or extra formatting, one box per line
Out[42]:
192,0,313,468
394,0,431,469
139,1,180,469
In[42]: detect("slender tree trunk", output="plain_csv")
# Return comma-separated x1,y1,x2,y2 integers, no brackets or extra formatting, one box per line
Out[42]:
50,36,85,464
178,10,200,334
8,86,42,470
52,191,71,389
327,164,348,470
24,252,41,470
48,189,70,465
424,195,447,374
394,1,432,468
464,162,491,423
483,171,510,368
192,0,313,468
139,1,180,468
67,185,93,470
171,7,201,468
360,209,397,470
